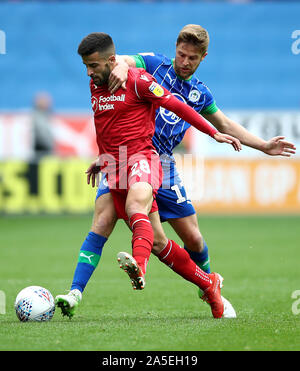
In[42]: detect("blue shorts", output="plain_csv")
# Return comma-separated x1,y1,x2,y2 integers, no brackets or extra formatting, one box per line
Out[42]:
156,157,195,221
96,174,110,197
96,157,196,222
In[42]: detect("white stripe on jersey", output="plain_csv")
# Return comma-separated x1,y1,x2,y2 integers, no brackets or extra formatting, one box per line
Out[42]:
171,83,203,147
152,60,165,78
134,79,141,99
157,64,173,86
167,79,185,150
155,65,181,154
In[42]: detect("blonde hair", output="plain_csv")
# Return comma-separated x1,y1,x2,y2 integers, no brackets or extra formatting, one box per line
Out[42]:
176,24,209,55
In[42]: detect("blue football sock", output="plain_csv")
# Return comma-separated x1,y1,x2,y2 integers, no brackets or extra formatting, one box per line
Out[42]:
71,232,107,292
184,241,211,273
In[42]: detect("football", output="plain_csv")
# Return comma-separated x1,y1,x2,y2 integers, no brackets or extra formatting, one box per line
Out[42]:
14,286,55,322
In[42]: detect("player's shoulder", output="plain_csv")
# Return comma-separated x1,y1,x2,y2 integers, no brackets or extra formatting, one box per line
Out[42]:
139,52,170,62
138,52,172,69
189,75,213,96
128,67,156,83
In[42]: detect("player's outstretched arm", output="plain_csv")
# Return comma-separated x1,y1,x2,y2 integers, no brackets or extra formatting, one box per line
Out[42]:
202,109,296,157
108,55,136,94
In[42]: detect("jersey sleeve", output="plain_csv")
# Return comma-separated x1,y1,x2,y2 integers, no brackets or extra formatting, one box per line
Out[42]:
201,101,218,115
134,70,172,106
131,55,147,69
200,85,219,115
131,53,164,75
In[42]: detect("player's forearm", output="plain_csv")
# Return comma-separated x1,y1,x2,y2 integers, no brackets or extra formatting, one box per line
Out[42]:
216,118,266,151
203,110,266,152
163,95,218,138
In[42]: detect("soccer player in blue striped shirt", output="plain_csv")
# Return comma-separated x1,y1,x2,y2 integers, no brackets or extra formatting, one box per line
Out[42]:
107,24,296,275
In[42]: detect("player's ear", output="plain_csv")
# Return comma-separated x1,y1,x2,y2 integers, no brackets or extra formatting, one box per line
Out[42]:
108,55,116,65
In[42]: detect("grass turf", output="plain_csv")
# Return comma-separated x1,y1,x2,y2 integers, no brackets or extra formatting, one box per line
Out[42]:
0,214,299,351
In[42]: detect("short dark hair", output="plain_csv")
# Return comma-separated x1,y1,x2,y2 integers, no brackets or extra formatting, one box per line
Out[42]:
77,32,115,57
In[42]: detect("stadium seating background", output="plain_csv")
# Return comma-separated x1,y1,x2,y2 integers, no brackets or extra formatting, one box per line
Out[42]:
0,1,299,111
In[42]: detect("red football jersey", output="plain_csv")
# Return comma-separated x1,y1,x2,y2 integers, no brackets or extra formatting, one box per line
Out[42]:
89,67,218,190
90,68,171,166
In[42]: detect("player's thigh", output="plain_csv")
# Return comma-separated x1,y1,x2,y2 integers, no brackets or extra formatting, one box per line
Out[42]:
167,213,204,252
125,181,154,217
148,211,168,255
156,183,195,222
91,192,118,238
156,183,204,251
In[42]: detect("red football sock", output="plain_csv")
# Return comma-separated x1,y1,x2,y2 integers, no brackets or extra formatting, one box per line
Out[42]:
129,213,153,275
158,240,212,291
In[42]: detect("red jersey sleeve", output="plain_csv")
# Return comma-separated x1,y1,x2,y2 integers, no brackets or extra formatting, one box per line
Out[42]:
134,70,218,138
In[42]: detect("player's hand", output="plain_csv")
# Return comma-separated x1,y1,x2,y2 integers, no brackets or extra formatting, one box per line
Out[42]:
213,132,242,151
108,61,129,94
85,159,100,188
262,136,296,157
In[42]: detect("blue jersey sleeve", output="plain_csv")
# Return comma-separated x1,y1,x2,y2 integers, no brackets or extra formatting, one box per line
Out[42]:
131,53,166,76
200,85,218,115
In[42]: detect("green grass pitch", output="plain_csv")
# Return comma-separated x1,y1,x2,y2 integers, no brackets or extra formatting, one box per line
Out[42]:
0,214,299,351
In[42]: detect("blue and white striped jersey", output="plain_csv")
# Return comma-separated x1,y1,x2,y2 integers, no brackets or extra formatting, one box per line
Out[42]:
133,53,218,156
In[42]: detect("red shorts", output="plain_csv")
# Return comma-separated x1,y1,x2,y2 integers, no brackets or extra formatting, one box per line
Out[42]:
108,151,163,220
110,189,159,220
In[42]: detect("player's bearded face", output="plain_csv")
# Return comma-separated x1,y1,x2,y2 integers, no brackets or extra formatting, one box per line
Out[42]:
174,42,206,80
82,52,112,86
92,64,111,86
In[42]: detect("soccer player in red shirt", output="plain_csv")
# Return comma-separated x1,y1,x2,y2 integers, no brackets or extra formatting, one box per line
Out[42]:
56,33,241,319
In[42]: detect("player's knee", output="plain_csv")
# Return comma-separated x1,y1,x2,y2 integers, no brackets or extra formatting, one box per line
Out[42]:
91,212,115,238
184,230,204,253
125,200,149,218
152,233,168,256
152,239,165,256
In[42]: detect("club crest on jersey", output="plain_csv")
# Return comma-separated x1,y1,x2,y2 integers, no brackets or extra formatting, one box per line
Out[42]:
149,82,164,97
92,96,98,112
188,89,201,103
